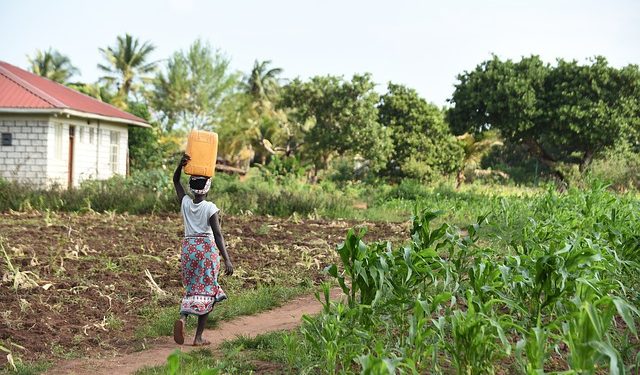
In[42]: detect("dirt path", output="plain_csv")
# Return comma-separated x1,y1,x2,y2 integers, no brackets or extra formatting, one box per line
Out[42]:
47,291,339,375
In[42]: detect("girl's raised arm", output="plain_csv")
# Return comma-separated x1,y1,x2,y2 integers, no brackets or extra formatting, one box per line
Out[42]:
173,154,190,203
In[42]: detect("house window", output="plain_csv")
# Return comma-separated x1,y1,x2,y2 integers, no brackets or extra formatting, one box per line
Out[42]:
110,131,120,173
89,128,95,144
54,124,63,159
1,133,11,146
79,126,85,143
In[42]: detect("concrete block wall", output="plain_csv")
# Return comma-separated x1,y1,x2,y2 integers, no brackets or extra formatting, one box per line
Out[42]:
0,117,49,185
1,116,131,187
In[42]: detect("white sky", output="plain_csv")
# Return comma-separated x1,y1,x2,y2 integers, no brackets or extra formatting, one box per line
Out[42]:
1,0,639,105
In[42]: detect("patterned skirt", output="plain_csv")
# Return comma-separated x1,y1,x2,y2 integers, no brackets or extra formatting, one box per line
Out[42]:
180,236,227,315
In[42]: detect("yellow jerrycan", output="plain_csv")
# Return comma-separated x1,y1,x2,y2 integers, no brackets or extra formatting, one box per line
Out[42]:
184,130,218,177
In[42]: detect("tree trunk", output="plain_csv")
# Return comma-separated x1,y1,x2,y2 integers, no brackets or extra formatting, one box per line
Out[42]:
523,138,566,178
455,169,465,190
522,137,567,189
579,149,595,173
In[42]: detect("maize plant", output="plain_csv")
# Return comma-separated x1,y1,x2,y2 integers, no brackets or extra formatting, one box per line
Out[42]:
296,187,640,374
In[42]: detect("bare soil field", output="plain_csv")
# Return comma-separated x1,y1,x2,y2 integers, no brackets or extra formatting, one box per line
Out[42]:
0,211,406,365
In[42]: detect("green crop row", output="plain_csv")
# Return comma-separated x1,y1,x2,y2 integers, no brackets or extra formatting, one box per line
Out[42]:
292,185,640,374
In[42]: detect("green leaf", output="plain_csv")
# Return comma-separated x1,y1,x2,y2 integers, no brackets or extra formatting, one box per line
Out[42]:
488,317,512,355
589,341,621,375
612,297,639,337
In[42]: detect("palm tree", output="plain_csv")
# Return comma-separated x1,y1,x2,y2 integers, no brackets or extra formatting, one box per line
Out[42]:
244,60,283,104
98,34,157,100
235,60,290,164
455,131,503,189
28,49,79,84
67,82,115,103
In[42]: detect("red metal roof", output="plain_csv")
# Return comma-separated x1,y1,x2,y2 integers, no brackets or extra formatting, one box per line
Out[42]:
0,61,148,126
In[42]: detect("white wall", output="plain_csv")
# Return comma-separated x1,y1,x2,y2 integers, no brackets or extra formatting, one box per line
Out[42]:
48,118,129,187
46,120,69,187
0,116,49,185
73,121,99,185
95,122,128,180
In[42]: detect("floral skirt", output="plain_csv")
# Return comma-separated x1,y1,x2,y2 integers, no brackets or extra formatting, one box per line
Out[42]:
180,236,227,315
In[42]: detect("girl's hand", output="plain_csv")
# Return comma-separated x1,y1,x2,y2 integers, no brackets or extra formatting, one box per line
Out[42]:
179,154,190,168
224,260,234,276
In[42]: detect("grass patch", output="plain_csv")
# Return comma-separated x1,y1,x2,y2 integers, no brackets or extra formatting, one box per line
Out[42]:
136,331,305,375
0,361,51,375
135,348,224,375
135,284,311,340
217,331,307,372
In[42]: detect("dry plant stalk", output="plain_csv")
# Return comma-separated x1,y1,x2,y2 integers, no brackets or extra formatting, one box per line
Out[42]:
0,345,17,371
1,237,40,290
144,269,167,297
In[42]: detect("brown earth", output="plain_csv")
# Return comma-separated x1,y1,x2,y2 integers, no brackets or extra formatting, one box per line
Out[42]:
0,211,407,367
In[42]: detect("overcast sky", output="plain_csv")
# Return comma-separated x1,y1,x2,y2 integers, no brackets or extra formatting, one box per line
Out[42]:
1,0,638,105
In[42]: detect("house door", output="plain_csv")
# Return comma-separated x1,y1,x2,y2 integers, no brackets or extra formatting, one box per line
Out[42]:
68,126,75,189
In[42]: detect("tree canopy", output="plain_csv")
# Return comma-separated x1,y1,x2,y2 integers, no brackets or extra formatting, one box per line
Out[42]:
98,34,157,105
244,60,283,104
28,48,79,84
281,74,392,173
20,34,640,186
378,83,463,180
149,39,239,132
448,55,640,177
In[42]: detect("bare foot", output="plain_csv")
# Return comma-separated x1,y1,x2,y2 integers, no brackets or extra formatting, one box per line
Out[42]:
193,338,211,347
173,319,185,345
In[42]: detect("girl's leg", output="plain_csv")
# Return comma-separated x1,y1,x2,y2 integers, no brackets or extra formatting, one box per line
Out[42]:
193,313,210,345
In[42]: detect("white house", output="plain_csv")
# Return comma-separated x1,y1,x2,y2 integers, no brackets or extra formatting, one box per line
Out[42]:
0,61,150,188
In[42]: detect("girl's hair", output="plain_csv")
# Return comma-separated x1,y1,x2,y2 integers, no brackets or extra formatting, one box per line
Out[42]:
189,177,208,190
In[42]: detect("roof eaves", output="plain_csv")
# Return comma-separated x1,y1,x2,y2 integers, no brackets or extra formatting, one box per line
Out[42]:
61,109,152,128
0,108,152,128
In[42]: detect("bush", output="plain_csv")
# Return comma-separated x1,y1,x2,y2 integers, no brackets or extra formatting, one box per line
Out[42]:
481,142,549,185
586,145,640,192
0,169,355,217
384,179,433,201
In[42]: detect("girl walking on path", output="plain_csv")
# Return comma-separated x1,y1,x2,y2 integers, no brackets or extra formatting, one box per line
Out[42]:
172,154,234,346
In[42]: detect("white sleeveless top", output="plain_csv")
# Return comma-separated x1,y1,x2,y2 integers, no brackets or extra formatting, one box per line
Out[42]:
180,195,220,237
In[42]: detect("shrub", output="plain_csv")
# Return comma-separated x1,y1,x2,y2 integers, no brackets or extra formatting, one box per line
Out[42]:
586,145,640,192
0,169,355,217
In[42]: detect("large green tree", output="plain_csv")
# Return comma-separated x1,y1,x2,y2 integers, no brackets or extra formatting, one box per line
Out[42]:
149,39,239,132
448,55,640,179
28,48,79,84
98,34,157,103
281,74,392,174
542,58,640,170
126,101,164,171
378,83,463,181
